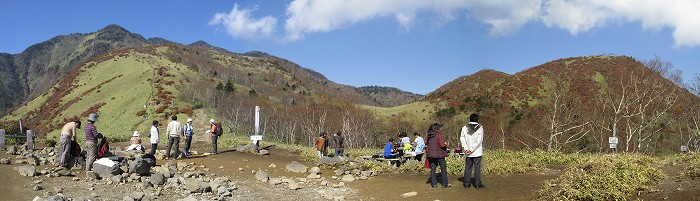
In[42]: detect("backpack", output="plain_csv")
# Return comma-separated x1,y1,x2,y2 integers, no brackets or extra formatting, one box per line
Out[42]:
215,122,223,136
97,137,110,158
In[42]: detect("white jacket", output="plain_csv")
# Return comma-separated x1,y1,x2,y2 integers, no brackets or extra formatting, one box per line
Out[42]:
460,122,484,157
150,125,159,144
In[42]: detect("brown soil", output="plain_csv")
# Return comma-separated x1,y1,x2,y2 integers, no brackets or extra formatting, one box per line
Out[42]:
3,140,699,200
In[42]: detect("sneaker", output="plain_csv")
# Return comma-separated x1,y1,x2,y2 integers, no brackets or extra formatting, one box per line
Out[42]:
463,183,471,188
442,184,452,188
475,184,485,189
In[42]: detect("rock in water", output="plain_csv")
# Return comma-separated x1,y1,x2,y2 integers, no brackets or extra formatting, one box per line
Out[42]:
255,170,269,182
285,161,308,173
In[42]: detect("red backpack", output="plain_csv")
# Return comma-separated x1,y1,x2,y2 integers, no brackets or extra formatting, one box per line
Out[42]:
97,137,110,158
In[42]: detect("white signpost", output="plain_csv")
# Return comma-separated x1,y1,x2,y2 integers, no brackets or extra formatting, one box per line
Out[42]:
250,106,263,150
609,136,618,151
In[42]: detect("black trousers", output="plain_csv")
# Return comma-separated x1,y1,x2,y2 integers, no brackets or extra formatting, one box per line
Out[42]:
184,136,192,152
166,136,180,158
465,156,483,186
211,135,218,154
429,157,448,187
150,143,157,155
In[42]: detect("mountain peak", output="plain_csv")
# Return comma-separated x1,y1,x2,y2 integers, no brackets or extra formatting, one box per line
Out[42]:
243,51,274,58
189,40,213,47
99,24,130,33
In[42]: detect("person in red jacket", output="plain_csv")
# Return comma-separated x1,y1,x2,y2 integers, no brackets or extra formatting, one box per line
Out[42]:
426,123,449,188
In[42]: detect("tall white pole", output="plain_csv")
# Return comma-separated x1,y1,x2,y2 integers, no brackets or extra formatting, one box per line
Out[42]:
255,106,260,136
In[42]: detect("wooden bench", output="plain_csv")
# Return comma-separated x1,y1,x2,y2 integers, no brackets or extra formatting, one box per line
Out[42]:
0,129,35,150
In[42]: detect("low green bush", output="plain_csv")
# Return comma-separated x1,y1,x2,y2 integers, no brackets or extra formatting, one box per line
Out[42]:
537,154,665,201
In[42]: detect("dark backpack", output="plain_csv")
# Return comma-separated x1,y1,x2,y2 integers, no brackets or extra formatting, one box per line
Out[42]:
97,137,110,158
215,122,223,136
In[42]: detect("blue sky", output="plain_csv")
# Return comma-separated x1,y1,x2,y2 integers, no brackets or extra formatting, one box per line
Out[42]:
1,0,699,95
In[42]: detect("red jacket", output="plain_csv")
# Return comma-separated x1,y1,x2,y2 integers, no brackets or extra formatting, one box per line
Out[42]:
426,131,447,158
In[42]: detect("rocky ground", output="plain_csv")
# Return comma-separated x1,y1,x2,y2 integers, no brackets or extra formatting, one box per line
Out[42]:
0,142,369,201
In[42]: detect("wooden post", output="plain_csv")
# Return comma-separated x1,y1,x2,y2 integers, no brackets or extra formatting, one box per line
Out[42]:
26,130,34,150
0,129,5,150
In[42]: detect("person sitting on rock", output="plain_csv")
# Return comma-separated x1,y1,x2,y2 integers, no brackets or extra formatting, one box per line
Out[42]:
126,131,144,152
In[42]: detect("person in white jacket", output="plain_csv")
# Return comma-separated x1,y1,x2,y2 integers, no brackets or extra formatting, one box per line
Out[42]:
460,113,484,189
149,120,160,155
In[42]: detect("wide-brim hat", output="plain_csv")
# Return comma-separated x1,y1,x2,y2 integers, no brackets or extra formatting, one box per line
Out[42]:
210,119,215,123
88,113,99,122
132,131,139,137
187,118,193,122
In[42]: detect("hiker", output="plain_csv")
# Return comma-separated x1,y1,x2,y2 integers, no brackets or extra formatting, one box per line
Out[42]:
125,131,144,152
412,132,425,160
84,113,103,171
58,120,81,168
149,120,159,155
183,118,194,156
209,119,221,154
427,123,449,188
165,115,182,159
333,131,345,157
460,113,485,189
315,132,328,158
383,138,399,159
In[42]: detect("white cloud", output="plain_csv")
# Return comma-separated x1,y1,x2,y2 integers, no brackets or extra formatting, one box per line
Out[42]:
208,4,278,40
210,1,700,47
282,0,544,40
541,0,700,47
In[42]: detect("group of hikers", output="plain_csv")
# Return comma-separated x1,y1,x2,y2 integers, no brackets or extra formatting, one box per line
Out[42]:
55,112,483,190
383,113,485,189
57,113,223,172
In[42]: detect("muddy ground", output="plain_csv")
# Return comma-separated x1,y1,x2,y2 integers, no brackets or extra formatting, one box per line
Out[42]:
2,140,700,200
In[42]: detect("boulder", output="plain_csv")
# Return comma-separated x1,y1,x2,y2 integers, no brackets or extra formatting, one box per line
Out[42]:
269,163,277,168
308,167,321,175
318,156,346,166
167,177,180,185
288,182,301,190
217,186,232,197
184,178,211,193
351,169,361,175
255,170,269,182
269,178,283,185
285,161,307,173
122,195,135,201
131,191,145,201
178,195,198,201
237,144,258,154
402,192,418,198
307,173,321,179
6,145,17,155
360,171,372,177
16,165,37,177
128,157,153,176
57,168,72,176
111,175,123,184
341,175,355,182
47,195,67,201
93,158,122,178
149,173,165,186
259,149,269,155
334,169,344,176
1,158,11,165
156,166,172,178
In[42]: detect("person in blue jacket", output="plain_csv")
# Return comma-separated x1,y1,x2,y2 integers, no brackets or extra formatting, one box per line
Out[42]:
384,138,399,159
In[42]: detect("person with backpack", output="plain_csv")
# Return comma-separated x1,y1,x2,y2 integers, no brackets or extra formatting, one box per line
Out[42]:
149,120,159,155
209,119,222,154
183,118,194,156
460,113,485,189
427,123,450,188
58,120,81,168
165,115,182,159
84,113,103,172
